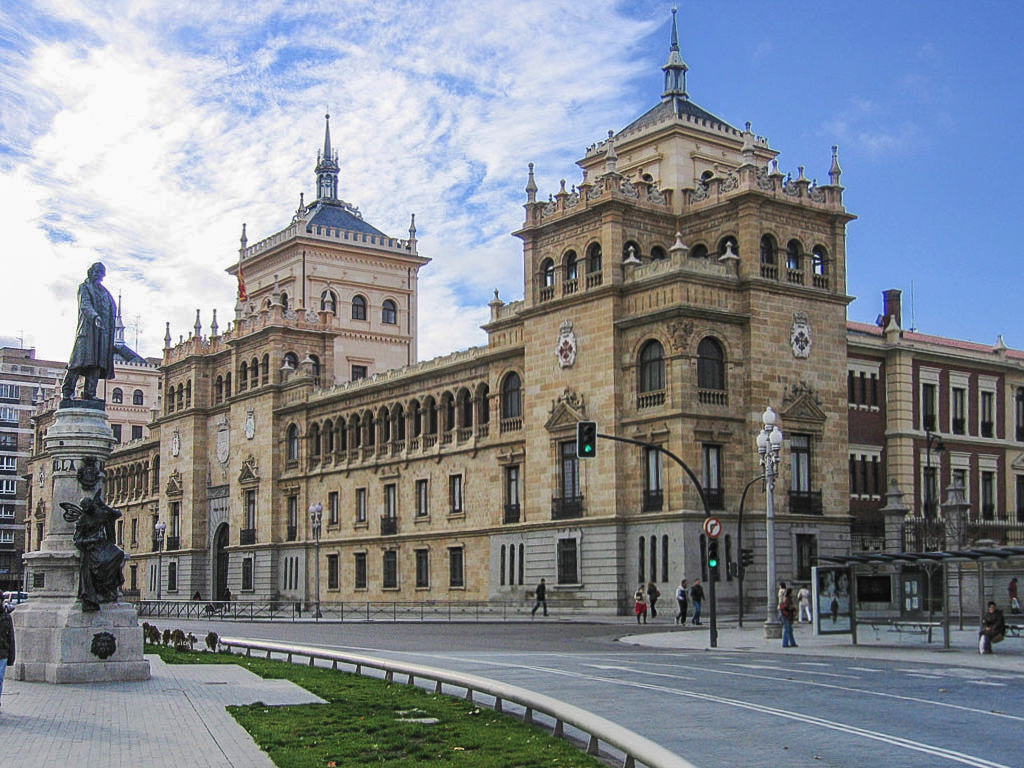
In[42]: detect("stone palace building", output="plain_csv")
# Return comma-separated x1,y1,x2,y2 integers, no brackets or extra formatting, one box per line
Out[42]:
25,14,1022,615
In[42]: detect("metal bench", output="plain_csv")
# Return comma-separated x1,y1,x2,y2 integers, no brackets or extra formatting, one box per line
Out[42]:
866,620,941,643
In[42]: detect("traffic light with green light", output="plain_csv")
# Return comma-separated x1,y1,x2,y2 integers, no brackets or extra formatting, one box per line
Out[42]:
576,421,597,459
707,539,720,570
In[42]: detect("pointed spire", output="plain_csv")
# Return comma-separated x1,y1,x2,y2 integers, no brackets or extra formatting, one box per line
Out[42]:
239,222,247,251
662,7,689,100
828,145,843,185
315,113,340,201
525,162,538,203
194,309,202,339
114,293,126,345
210,308,219,337
163,321,172,350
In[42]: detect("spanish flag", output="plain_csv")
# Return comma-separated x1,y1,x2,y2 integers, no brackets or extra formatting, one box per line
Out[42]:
237,262,247,301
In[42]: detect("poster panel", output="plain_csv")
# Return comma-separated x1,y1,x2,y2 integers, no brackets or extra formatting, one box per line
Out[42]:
813,565,852,635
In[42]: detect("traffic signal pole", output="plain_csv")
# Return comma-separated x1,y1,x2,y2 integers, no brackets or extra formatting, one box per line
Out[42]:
593,431,719,648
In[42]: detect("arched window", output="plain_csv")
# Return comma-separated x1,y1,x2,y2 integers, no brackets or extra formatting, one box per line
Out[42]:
111,388,123,404
409,400,422,437
697,337,726,391
650,246,667,261
458,389,473,428
323,419,334,454
261,354,269,385
379,407,391,443
639,340,665,393
185,380,191,408
133,389,144,405
541,258,556,287
690,244,709,260
250,357,259,388
283,352,299,371
286,424,299,461
501,373,523,419
337,416,348,451
587,243,602,274
382,299,398,325
239,361,248,391
760,234,777,265
564,251,578,282
309,423,321,457
350,414,361,448
224,373,232,398
786,239,802,271
280,292,289,311
423,396,438,435
442,392,456,432
395,404,406,440
812,245,828,275
700,170,715,187
477,384,490,425
308,353,321,379
351,295,367,321
320,289,337,314
215,376,224,404
364,411,376,447
176,384,183,410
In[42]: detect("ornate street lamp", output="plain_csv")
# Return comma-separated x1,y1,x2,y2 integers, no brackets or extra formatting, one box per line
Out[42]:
756,406,784,638
942,477,970,635
309,502,323,620
923,429,945,518
154,520,167,601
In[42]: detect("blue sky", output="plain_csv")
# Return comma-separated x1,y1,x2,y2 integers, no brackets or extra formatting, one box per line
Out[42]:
1,0,1022,361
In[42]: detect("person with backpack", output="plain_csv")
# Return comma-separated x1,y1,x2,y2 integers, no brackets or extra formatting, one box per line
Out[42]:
779,588,798,648
646,580,661,619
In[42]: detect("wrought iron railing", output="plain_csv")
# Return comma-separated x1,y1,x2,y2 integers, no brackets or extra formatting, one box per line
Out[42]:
551,496,584,520
788,490,823,515
642,489,663,512
240,528,256,545
503,503,521,524
381,516,398,536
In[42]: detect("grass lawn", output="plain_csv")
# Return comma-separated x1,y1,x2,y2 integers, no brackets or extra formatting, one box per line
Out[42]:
148,644,607,768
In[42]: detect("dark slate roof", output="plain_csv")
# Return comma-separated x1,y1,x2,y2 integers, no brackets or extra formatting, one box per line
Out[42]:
618,96,737,138
113,342,149,366
306,201,386,237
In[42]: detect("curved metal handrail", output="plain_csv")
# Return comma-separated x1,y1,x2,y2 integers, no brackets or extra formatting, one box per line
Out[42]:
219,637,697,768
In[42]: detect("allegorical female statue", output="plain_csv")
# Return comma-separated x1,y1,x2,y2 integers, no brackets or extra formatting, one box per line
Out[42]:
61,262,116,402
61,491,126,611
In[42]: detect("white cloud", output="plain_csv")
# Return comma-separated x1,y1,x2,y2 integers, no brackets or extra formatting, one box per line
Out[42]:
0,0,654,363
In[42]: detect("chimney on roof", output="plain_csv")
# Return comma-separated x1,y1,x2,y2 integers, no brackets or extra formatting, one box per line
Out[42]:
881,289,902,330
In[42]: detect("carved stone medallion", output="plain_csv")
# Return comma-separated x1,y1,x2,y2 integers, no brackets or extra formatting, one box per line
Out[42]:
791,312,812,359
556,319,577,369
245,408,256,440
216,418,230,465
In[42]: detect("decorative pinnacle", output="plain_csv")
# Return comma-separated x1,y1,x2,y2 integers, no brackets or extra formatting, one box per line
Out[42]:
829,145,843,185
526,162,538,203
240,222,247,250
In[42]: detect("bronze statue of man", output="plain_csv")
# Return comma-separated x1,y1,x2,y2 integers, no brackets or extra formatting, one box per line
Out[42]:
62,262,116,402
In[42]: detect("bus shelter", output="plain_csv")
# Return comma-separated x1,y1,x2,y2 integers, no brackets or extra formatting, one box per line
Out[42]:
817,546,1024,649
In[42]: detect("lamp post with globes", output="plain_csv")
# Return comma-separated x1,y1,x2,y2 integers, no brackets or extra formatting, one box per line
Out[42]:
154,520,167,601
309,502,323,620
756,406,784,639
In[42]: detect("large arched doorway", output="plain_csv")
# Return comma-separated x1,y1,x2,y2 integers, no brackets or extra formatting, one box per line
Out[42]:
213,523,229,600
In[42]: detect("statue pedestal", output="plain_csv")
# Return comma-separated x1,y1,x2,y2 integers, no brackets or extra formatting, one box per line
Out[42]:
13,405,150,683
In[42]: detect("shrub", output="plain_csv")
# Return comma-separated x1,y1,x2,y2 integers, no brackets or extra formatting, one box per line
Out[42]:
171,629,187,650
205,631,219,652
162,628,172,647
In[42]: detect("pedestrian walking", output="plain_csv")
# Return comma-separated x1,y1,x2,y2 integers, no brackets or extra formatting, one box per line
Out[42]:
777,581,788,606
797,585,813,623
633,583,648,624
674,579,689,625
531,578,548,617
1009,577,1020,614
979,601,1006,654
646,580,661,619
689,579,704,625
0,602,15,709
779,588,798,648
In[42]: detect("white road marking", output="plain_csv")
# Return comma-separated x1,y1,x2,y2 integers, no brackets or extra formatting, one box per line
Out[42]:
722,662,858,679
965,681,1007,687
